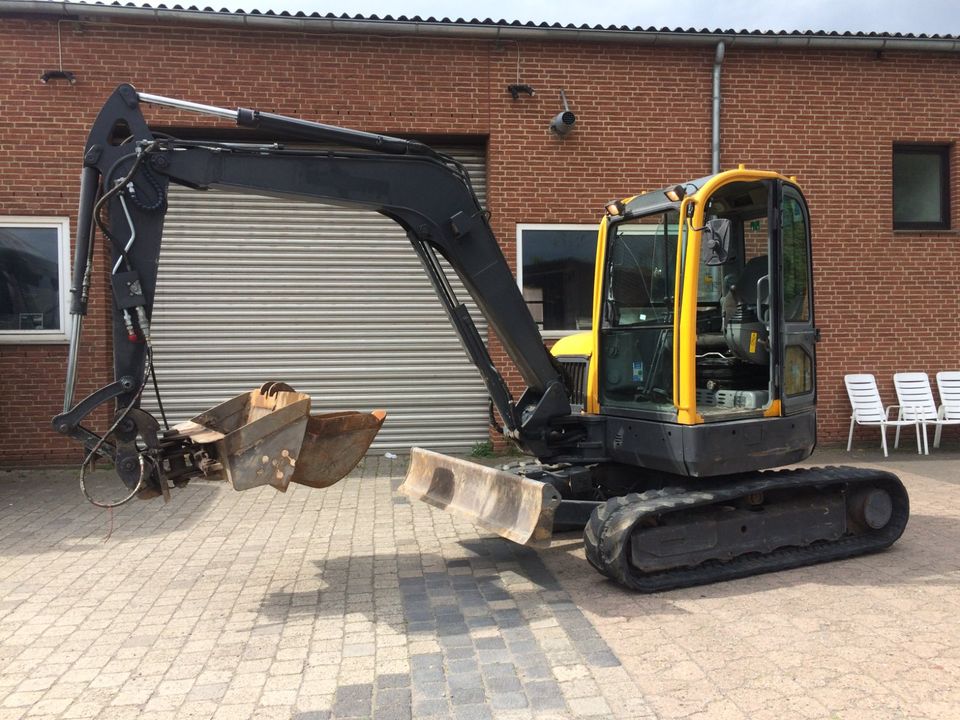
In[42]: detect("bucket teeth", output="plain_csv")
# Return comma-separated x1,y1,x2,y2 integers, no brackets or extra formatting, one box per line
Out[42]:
399,447,561,546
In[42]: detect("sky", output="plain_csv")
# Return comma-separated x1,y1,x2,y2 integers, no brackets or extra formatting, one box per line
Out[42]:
137,0,960,35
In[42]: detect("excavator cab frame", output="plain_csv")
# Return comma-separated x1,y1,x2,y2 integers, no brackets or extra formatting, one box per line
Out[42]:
564,171,819,477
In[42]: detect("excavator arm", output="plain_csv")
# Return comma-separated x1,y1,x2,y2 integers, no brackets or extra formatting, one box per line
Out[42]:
53,85,587,510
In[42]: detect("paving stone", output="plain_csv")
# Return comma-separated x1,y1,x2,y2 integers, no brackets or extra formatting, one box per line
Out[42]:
583,650,620,668
412,680,447,700
411,666,445,684
488,691,528,710
447,663,484,687
17,449,957,720
375,673,410,690
504,639,538,655
413,698,450,717
447,658,479,675
375,687,412,710
449,686,486,706
475,637,506,651
445,647,476,661
485,675,522,694
522,680,561,699
411,654,444,670
453,705,494,720
528,692,567,712
480,663,517,679
464,617,497,630
438,631,472,646
330,683,372,716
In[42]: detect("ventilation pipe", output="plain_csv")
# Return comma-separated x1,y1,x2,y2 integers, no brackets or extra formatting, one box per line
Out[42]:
712,41,725,174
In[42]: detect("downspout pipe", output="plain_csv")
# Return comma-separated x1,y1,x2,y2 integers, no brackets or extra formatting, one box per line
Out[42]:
712,41,725,175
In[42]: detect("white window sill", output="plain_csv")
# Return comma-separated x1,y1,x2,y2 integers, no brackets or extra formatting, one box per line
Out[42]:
0,333,69,345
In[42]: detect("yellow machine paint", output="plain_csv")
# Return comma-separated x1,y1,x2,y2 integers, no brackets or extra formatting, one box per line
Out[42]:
551,167,796,425
549,332,592,357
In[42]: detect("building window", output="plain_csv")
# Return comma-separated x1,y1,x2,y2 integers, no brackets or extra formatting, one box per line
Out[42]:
0,218,70,342
893,145,950,230
517,224,596,336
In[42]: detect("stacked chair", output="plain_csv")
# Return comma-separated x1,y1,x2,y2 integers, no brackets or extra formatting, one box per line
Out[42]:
844,372,960,456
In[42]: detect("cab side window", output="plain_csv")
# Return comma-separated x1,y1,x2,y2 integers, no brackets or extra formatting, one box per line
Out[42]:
782,196,810,322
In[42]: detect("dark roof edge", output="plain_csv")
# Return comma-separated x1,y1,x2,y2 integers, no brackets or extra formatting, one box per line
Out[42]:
3,1,960,51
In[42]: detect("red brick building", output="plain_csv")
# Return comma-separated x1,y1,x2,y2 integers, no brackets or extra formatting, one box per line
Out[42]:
1,1,958,465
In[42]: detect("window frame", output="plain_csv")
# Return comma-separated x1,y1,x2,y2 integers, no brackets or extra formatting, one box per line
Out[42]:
516,223,598,339
0,216,71,344
892,144,951,231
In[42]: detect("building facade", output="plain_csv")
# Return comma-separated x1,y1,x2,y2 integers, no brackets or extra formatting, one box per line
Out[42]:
1,2,958,465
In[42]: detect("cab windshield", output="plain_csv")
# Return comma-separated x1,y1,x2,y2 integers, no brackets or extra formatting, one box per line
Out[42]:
598,210,680,413
605,211,680,328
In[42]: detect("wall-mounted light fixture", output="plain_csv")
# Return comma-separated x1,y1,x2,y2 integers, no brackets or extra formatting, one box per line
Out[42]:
40,22,77,85
41,70,76,85
549,90,576,138
507,84,535,100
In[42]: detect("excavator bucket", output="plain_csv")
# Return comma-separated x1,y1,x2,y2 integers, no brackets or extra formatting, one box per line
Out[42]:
289,409,387,489
171,383,311,491
399,447,562,545
167,383,385,493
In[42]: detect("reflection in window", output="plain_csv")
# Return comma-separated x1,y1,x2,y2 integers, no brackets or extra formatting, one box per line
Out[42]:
599,212,679,413
781,196,810,322
0,225,63,334
784,345,813,396
606,212,678,327
893,145,950,230
519,227,596,333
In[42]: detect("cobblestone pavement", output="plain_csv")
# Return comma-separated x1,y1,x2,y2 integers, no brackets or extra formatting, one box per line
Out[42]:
540,448,960,720
0,447,958,720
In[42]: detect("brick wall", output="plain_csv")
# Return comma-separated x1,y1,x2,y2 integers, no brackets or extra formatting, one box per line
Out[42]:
1,13,958,465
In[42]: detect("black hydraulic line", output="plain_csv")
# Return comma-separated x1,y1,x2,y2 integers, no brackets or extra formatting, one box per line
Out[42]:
71,166,100,315
410,238,460,310
149,360,169,430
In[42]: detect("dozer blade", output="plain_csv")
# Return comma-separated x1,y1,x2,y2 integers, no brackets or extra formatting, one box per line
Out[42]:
399,447,562,546
289,410,386,489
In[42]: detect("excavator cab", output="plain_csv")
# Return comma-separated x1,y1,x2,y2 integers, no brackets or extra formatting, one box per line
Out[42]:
552,170,820,477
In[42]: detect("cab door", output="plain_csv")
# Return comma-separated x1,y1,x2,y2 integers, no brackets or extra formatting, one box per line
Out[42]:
776,183,817,412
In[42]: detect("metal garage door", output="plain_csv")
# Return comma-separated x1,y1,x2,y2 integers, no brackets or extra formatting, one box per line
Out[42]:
142,147,491,452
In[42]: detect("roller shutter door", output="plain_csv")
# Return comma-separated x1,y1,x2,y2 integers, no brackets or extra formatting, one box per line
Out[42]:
143,147,490,452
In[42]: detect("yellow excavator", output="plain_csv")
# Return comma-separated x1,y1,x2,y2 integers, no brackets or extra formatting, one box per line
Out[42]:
54,85,908,591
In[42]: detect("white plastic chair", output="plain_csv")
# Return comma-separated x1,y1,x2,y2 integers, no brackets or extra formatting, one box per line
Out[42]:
934,371,960,448
844,374,921,457
893,372,939,455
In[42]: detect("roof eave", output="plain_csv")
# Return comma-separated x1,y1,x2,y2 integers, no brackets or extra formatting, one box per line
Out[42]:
2,1,958,52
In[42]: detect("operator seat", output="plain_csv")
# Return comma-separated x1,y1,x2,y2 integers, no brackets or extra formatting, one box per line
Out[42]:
730,255,769,312
722,255,770,364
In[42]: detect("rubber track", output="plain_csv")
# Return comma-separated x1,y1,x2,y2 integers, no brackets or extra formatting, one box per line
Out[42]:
582,466,909,593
